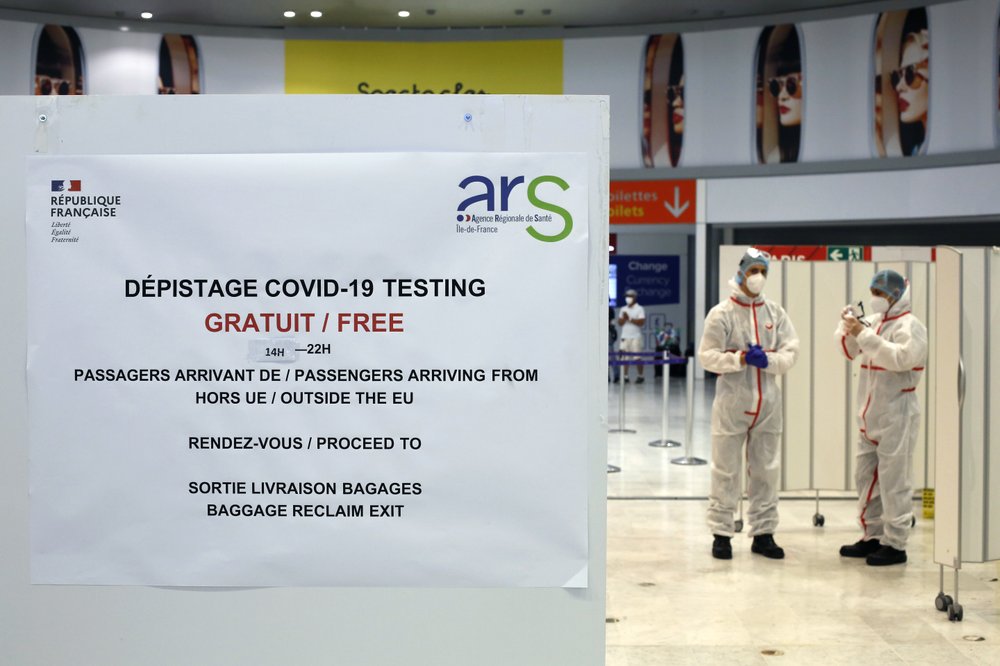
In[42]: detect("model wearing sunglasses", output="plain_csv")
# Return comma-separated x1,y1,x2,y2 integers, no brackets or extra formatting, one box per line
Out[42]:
669,75,685,137
768,71,802,129
890,59,928,89
767,73,802,98
895,30,929,133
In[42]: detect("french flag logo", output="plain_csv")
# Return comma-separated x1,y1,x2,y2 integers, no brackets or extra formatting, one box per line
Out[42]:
51,180,81,192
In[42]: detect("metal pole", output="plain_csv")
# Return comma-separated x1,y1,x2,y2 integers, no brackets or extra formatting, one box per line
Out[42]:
649,351,680,448
672,359,708,465
609,356,636,434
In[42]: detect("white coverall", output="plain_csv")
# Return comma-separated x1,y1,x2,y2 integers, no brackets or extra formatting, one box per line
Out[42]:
699,286,799,537
836,287,927,550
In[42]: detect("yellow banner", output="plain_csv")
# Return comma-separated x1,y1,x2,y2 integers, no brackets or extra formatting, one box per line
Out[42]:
285,40,562,95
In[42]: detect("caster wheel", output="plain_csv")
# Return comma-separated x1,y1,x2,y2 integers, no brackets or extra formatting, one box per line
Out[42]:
812,514,825,527
947,603,964,622
734,519,744,533
935,593,947,611
944,595,954,608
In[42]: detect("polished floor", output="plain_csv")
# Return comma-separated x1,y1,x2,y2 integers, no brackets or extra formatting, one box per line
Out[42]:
605,372,1000,665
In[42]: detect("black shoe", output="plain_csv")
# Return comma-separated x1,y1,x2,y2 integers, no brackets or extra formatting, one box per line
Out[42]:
839,539,881,558
624,377,630,383
751,534,785,559
866,545,907,566
635,377,645,384
712,535,732,560
612,378,620,384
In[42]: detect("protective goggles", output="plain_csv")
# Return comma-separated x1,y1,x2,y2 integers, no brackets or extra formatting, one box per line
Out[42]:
850,301,872,326
768,74,802,98
666,84,684,103
890,60,928,89
746,248,772,261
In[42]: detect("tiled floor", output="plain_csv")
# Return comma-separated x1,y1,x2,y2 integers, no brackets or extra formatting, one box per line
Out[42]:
606,373,1000,665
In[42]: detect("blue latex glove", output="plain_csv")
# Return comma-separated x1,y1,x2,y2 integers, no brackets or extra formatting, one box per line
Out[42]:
745,344,769,369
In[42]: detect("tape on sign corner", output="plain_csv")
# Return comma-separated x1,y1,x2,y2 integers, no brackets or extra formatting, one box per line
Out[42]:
247,339,299,363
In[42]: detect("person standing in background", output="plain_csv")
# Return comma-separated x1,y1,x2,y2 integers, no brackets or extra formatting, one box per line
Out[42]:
699,248,799,560
618,289,646,384
836,269,927,566
609,307,620,384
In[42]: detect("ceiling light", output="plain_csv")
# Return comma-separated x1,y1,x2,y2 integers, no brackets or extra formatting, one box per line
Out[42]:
284,11,296,18
310,10,322,18
119,25,130,31
398,10,410,18
139,11,153,19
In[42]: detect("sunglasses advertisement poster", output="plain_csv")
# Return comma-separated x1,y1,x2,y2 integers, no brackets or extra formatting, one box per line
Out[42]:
26,152,590,588
639,5,935,167
874,8,929,157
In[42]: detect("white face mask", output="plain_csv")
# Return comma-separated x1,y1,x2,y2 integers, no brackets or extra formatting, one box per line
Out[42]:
745,273,766,295
625,296,635,305
869,296,890,314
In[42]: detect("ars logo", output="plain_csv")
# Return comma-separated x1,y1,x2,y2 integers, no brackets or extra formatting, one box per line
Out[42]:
457,174,573,243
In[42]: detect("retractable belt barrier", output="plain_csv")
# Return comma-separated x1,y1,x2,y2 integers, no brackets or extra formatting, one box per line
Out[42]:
608,352,687,441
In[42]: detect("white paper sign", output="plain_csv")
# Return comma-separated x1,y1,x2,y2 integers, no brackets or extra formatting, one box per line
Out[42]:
27,153,589,587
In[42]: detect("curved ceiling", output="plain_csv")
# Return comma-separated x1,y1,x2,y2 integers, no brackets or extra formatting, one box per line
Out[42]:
0,0,918,31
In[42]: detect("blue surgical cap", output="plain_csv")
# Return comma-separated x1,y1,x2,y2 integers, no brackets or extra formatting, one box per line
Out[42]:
870,269,906,301
737,248,770,283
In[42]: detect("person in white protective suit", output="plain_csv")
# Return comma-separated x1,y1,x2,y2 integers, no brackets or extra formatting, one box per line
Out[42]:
835,269,927,566
700,248,799,560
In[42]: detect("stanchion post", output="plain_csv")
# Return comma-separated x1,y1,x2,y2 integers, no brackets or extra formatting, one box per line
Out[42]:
648,351,680,448
608,354,636,434
671,358,708,465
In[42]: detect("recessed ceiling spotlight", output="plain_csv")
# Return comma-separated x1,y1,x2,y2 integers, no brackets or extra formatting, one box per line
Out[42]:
398,10,410,18
119,25,130,31
284,11,296,18
139,11,153,19
310,11,323,18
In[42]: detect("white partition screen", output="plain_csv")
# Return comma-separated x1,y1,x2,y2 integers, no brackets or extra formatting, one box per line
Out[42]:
935,247,1000,566
717,247,935,494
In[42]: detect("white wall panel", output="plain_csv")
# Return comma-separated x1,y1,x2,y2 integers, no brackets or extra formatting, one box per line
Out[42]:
926,261,937,488
564,36,645,170
0,19,34,94
799,15,873,161
934,248,962,568
77,28,160,95
960,249,986,560
199,35,284,94
782,261,812,490
812,262,849,489
707,163,1000,223
988,249,1000,559
908,262,931,488
926,0,997,153
682,28,759,167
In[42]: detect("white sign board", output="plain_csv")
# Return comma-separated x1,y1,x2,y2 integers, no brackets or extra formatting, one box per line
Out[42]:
27,152,589,587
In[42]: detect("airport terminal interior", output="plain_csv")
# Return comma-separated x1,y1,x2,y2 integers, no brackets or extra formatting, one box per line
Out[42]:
606,378,1000,665
2,1,1000,665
